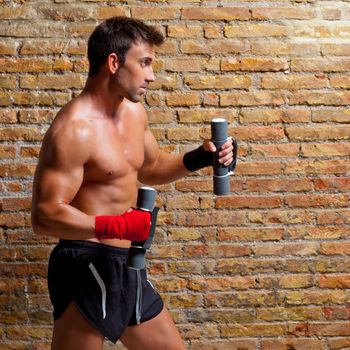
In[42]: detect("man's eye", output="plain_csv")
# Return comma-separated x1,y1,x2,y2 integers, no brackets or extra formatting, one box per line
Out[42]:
141,59,151,67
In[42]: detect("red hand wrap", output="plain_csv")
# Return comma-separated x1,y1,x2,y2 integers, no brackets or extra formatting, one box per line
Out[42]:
95,209,151,241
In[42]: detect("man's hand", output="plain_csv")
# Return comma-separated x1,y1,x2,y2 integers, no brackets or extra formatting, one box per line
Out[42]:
203,138,235,167
183,137,237,173
95,209,151,241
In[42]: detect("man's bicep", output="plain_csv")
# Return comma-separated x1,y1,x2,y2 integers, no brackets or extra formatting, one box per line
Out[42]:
34,164,84,205
34,121,91,205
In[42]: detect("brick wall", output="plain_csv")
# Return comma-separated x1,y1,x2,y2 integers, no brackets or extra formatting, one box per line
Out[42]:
1,1,350,349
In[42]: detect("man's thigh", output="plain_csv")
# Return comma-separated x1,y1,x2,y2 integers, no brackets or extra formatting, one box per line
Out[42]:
51,302,104,350
120,307,186,350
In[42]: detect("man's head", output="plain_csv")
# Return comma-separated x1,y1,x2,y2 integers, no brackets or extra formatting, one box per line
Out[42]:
87,16,164,77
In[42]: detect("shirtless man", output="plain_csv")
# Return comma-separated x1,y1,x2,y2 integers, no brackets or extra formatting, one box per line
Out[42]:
31,17,235,350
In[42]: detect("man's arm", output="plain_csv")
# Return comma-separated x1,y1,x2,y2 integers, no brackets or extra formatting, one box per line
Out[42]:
138,127,189,185
138,124,234,186
31,119,96,239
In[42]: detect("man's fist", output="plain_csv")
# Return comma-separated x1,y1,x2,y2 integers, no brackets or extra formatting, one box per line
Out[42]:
95,209,151,241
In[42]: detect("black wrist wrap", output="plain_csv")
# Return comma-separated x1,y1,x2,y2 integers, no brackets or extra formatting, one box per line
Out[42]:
183,145,213,172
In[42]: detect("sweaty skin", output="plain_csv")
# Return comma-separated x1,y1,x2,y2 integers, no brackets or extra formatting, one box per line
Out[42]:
31,42,234,249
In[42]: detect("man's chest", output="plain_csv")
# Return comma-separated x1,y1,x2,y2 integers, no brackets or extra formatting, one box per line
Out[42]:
83,123,145,182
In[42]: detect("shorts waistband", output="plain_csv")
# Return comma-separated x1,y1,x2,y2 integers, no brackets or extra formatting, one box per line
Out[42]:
58,239,129,256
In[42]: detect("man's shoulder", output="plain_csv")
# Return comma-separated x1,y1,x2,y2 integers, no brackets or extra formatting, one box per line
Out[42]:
45,103,94,148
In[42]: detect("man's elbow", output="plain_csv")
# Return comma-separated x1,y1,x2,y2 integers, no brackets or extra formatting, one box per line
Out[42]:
31,204,53,236
31,211,46,236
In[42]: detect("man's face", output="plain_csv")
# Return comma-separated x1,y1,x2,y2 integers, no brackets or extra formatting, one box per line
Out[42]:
112,41,156,103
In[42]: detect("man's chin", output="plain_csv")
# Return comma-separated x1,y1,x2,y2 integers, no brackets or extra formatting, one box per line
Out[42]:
125,95,141,103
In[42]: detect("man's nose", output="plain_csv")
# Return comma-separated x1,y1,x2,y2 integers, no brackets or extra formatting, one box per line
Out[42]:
146,67,155,83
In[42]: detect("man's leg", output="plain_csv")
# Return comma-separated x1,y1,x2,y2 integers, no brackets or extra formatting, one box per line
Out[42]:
120,307,186,350
51,302,104,350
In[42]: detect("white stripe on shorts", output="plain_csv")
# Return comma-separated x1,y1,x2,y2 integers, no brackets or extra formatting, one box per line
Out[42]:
89,262,107,320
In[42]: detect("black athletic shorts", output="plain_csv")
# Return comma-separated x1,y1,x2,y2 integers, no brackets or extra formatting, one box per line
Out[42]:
48,239,164,343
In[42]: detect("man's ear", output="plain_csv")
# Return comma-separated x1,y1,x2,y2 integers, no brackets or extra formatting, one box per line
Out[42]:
107,53,119,74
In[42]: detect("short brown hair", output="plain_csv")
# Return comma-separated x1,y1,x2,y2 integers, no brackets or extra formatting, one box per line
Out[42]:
87,16,164,77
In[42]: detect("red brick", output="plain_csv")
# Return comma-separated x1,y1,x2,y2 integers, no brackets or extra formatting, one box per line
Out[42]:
190,339,257,350
177,109,236,124
181,39,249,55
240,109,311,123
292,58,350,72
238,161,283,175
225,24,287,38
220,91,286,106
132,7,179,20
253,242,318,257
322,43,350,56
203,25,222,39
0,6,32,19
0,75,17,89
0,40,17,55
317,210,350,225
261,338,323,350
302,144,350,157
252,7,316,20
18,109,56,124
0,164,36,177
328,337,350,349
314,177,350,191
221,57,288,72
232,126,285,141
248,210,313,225
0,145,16,158
218,227,284,241
0,127,43,141
181,7,250,21
261,74,328,89
319,275,350,288
0,263,47,278
167,24,202,38
312,109,350,122
96,6,126,19
319,242,350,259
216,195,282,209
20,75,85,90
0,58,52,73
246,178,312,192
1,197,31,211
184,75,251,90
20,39,65,55
165,59,201,72
177,211,246,227
220,323,285,337
285,194,349,208
166,92,200,107
252,41,319,56
284,160,349,175
288,322,350,337
324,307,350,320
286,126,350,141
288,226,348,240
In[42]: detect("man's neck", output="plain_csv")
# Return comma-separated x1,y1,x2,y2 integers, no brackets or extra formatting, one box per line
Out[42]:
82,76,124,118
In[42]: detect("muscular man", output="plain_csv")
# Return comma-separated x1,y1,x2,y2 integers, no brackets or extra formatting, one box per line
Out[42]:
31,17,235,350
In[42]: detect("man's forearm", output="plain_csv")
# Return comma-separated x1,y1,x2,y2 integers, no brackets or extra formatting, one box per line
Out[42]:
138,152,190,185
31,202,95,240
